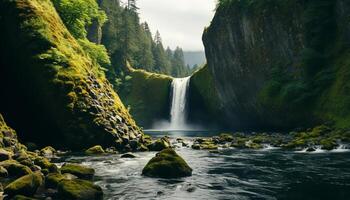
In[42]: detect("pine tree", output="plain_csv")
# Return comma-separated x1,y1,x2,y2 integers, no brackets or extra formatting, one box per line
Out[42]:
152,31,171,74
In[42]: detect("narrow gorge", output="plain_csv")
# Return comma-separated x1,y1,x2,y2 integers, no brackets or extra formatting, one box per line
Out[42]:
1,0,350,200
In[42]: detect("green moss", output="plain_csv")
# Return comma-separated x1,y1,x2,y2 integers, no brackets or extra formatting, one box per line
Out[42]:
142,148,192,178
189,65,224,126
60,163,95,180
4,172,44,197
0,0,142,149
119,68,172,128
147,137,170,151
57,179,103,200
34,157,58,173
219,133,234,142
85,145,105,155
45,173,65,189
0,160,32,178
40,146,56,157
13,195,39,200
320,138,337,150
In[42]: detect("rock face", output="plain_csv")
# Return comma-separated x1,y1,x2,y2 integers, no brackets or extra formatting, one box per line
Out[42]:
0,0,142,149
119,69,172,128
198,0,350,130
142,148,192,178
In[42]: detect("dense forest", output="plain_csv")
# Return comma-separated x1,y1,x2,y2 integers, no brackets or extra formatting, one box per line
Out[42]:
54,0,193,80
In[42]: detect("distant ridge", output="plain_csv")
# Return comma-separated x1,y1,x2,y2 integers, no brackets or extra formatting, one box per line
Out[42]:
183,51,206,68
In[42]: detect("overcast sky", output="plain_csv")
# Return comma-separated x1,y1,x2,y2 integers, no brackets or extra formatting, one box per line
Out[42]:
136,0,216,51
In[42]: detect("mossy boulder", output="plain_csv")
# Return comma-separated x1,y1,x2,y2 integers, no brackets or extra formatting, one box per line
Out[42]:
85,145,105,155
34,157,58,173
0,148,12,161
148,137,170,151
4,172,44,197
13,195,39,200
45,173,68,189
60,164,95,180
0,160,32,178
142,148,192,178
219,133,234,143
57,179,103,200
320,139,338,150
0,166,8,177
40,146,56,157
245,140,263,149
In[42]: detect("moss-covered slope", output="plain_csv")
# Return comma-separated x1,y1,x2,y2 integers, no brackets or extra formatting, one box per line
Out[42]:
119,68,172,128
0,0,142,149
200,0,350,130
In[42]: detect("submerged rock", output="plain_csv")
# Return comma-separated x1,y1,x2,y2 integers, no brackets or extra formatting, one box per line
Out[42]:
306,147,316,152
85,145,105,155
57,179,103,200
60,163,95,180
142,148,192,178
4,172,44,197
121,153,136,158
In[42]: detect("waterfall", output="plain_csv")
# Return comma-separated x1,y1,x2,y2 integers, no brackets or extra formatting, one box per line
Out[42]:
169,77,191,130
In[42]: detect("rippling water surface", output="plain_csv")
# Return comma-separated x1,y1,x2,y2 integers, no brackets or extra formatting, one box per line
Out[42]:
56,131,350,200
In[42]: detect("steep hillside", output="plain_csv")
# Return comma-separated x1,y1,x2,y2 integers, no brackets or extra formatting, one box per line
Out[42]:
198,0,350,130
0,0,142,149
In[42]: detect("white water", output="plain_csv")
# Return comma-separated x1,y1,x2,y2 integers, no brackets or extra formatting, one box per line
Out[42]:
169,77,191,130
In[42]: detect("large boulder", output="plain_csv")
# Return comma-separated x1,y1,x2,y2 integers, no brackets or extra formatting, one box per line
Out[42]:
57,179,103,200
4,172,44,197
40,146,56,158
60,163,95,180
85,145,105,155
0,160,32,178
142,148,192,178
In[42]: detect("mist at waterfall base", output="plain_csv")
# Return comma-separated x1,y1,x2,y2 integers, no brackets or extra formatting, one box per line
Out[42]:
151,77,205,131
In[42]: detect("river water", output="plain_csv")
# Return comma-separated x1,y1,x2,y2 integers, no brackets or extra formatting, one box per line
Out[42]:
56,131,350,200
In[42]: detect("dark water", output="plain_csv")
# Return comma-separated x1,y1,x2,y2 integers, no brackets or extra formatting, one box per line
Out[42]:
57,131,350,200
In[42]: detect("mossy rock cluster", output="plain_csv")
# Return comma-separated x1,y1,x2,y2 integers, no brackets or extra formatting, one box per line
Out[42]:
283,125,348,150
0,113,103,199
0,0,142,150
197,125,350,151
142,148,192,178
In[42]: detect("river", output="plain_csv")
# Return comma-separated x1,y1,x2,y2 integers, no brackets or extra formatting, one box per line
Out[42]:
55,131,350,200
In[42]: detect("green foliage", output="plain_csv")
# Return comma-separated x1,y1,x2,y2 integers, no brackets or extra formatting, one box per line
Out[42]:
77,39,111,70
52,0,107,39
